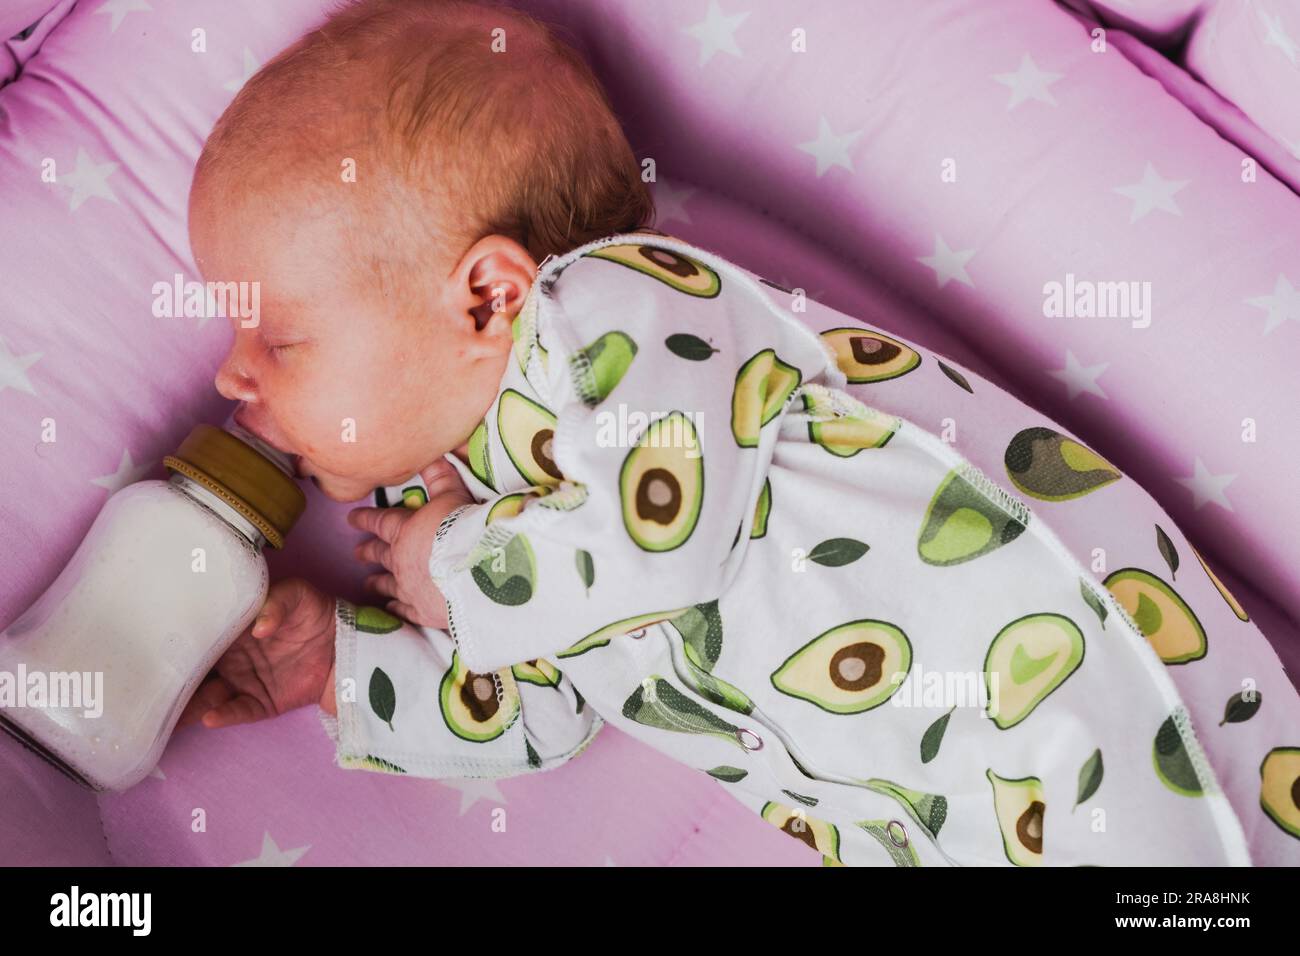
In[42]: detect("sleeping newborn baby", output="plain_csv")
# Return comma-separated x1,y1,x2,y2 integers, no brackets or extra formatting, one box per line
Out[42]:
182,0,1300,866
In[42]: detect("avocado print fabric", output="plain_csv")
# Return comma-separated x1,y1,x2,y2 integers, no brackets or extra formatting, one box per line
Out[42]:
322,232,1300,867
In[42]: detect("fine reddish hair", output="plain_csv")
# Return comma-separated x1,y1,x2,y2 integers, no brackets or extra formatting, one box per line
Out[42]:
193,0,655,274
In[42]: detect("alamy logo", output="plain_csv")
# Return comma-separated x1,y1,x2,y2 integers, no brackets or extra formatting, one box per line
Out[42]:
152,273,260,327
1042,273,1151,328
0,666,102,718
50,886,151,935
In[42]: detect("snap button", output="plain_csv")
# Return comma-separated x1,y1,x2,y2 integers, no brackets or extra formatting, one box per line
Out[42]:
736,728,763,751
886,819,909,849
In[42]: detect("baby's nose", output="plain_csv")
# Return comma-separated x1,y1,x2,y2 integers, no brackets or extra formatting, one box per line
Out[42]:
213,348,256,402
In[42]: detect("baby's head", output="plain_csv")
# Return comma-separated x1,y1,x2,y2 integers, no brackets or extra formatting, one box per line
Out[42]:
191,0,653,502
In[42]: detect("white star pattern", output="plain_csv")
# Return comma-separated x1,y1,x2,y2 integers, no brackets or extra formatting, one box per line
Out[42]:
231,832,310,867
90,449,155,493
796,116,863,177
1259,8,1298,64
0,336,42,396
1175,458,1236,511
1245,274,1300,334
917,234,975,288
95,0,151,34
439,777,507,815
651,179,696,226
993,54,1063,109
1047,350,1109,400
682,1,749,68
62,148,120,212
1112,162,1189,223
223,48,260,93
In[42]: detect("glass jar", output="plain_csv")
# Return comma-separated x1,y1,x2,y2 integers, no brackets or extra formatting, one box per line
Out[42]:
0,417,305,791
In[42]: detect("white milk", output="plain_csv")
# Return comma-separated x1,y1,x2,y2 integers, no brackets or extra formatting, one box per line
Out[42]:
0,478,267,790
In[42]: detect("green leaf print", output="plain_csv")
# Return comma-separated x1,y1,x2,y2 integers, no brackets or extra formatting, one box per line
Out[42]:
706,766,748,783
665,332,718,361
575,549,595,593
782,789,819,807
526,737,541,769
808,537,870,567
369,667,397,732
1152,713,1204,796
920,706,955,764
936,359,974,394
1155,524,1179,580
1074,749,1104,810
1219,691,1262,726
1080,579,1108,629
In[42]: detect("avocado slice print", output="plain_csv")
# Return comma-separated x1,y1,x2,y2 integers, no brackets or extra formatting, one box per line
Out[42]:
761,801,841,861
497,390,560,486
558,608,690,658
986,770,1046,866
621,676,757,750
802,390,897,457
586,243,721,297
858,819,922,866
772,620,912,714
497,389,562,487
820,327,921,383
1152,713,1204,796
470,533,536,606
620,411,704,552
468,420,495,491
917,468,1027,566
864,779,948,840
730,349,801,447
1191,545,1250,622
401,486,428,509
984,613,1085,729
1260,747,1300,839
439,653,520,742
511,304,549,377
751,478,771,538
572,331,637,405
1004,427,1121,501
485,486,551,525
1103,568,1206,664
511,658,562,688
355,605,403,634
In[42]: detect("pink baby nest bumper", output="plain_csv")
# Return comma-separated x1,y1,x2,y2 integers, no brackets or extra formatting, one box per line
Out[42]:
1,0,1297,866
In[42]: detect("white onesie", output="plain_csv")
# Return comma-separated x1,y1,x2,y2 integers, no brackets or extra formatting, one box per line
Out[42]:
320,231,1300,867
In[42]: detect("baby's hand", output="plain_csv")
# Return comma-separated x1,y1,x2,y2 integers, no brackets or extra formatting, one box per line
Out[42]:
346,459,475,630
179,577,338,729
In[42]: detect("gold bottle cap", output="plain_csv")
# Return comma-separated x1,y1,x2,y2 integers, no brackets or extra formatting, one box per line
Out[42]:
163,424,306,549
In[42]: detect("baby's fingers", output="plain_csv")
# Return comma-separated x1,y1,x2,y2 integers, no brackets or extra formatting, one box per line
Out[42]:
201,694,270,729
179,677,232,729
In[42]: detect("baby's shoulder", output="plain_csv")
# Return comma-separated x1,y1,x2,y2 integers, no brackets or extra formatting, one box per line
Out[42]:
531,231,835,390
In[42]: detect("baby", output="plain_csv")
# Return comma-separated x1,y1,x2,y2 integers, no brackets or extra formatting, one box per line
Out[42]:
179,0,1300,866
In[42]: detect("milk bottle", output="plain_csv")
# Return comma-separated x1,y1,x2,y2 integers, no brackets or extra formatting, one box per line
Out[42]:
0,416,305,790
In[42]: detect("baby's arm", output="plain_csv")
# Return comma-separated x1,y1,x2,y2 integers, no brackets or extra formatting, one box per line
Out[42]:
427,250,837,673
320,597,601,778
